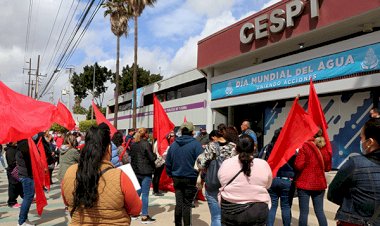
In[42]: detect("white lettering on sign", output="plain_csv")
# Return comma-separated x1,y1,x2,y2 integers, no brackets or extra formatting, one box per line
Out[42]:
240,0,319,44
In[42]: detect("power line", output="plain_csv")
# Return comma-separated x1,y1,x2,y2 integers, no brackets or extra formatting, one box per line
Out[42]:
44,0,87,75
41,0,65,65
23,0,33,64
39,0,105,98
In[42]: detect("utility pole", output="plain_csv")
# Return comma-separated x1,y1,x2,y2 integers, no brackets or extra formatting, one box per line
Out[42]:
23,58,36,97
27,58,31,97
91,64,96,120
35,55,40,99
66,67,75,112
30,80,35,98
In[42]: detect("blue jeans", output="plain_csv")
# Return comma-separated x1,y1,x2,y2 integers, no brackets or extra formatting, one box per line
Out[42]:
137,175,152,216
298,189,327,226
267,178,293,226
205,190,221,226
19,177,35,225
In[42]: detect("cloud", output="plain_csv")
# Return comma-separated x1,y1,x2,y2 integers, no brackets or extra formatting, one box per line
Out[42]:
148,7,204,40
187,0,234,17
0,0,279,110
261,0,282,9
169,10,237,76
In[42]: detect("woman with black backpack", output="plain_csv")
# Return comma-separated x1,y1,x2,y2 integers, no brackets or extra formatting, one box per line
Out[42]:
196,125,238,226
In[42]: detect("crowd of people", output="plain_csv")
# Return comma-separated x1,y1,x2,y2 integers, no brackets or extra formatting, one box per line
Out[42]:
0,107,380,226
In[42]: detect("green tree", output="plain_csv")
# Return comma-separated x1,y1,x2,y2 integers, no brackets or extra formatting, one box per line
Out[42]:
79,120,97,132
103,0,131,129
126,0,156,128
50,123,69,133
116,63,162,93
73,104,87,115
87,104,106,120
70,63,113,107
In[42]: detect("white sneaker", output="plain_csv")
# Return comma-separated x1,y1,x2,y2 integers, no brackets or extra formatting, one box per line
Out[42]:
17,219,35,226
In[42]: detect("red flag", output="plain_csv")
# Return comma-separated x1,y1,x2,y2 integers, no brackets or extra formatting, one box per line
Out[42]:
153,94,175,155
28,138,47,215
53,100,76,130
308,80,332,155
37,138,50,190
0,82,57,144
153,94,175,192
92,101,117,136
184,116,187,122
267,97,319,177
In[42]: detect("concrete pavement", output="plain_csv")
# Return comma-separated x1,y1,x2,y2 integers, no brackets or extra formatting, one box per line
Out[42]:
0,167,339,225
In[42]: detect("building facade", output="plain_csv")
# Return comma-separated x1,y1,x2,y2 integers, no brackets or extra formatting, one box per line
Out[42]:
197,0,380,168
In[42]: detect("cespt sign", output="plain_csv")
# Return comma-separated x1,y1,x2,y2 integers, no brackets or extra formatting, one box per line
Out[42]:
240,0,320,44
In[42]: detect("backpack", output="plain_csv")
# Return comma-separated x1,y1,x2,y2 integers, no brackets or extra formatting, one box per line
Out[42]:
205,144,224,192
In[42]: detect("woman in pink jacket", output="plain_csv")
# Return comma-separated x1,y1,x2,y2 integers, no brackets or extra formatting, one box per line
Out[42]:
218,134,272,226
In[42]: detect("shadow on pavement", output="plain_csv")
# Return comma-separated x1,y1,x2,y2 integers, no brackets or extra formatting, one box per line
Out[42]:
192,214,209,226
30,208,68,225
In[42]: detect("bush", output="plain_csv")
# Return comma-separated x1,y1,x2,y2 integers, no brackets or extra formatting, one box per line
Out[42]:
79,120,97,132
50,123,69,133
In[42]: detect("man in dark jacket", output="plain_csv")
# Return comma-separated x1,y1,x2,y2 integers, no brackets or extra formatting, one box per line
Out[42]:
166,121,203,226
5,142,24,208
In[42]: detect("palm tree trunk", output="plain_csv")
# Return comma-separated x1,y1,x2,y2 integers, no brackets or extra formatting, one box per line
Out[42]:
114,36,120,129
132,13,138,129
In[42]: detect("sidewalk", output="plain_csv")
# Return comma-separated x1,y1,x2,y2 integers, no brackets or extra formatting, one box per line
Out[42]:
0,168,338,225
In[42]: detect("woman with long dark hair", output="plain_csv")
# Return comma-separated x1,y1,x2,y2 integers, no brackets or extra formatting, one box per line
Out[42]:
218,134,272,226
61,124,141,225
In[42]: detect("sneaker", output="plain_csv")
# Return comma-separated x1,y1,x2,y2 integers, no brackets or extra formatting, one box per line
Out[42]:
131,215,140,220
17,219,36,226
11,203,21,208
141,215,156,224
152,192,164,196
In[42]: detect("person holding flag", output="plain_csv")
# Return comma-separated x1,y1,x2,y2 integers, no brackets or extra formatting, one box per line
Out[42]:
16,140,36,226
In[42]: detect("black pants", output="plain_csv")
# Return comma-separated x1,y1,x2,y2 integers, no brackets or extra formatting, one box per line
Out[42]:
221,198,268,226
153,164,165,193
7,175,24,206
173,177,198,226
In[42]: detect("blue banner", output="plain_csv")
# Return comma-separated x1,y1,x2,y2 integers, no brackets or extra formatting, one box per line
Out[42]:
212,42,380,100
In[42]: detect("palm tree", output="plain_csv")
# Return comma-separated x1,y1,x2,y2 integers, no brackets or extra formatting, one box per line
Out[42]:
103,0,131,129
126,0,156,129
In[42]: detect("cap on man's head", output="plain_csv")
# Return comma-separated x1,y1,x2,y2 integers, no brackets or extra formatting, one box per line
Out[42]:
200,127,206,131
180,121,194,132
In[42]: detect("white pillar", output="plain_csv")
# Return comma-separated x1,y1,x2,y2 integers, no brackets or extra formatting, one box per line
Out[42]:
206,69,213,132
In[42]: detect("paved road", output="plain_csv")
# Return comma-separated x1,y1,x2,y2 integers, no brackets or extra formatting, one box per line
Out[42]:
0,166,339,225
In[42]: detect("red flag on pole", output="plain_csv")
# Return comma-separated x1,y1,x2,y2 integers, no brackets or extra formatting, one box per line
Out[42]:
0,82,57,144
267,97,319,177
153,94,175,192
53,100,76,130
28,138,48,215
92,101,117,136
308,80,332,155
153,94,175,155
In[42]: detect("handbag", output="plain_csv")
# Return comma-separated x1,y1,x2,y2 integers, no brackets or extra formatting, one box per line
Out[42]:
205,146,223,192
155,155,165,168
11,166,20,181
220,168,268,225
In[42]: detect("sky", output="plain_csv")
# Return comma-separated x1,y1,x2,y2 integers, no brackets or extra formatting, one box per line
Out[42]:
0,0,280,109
